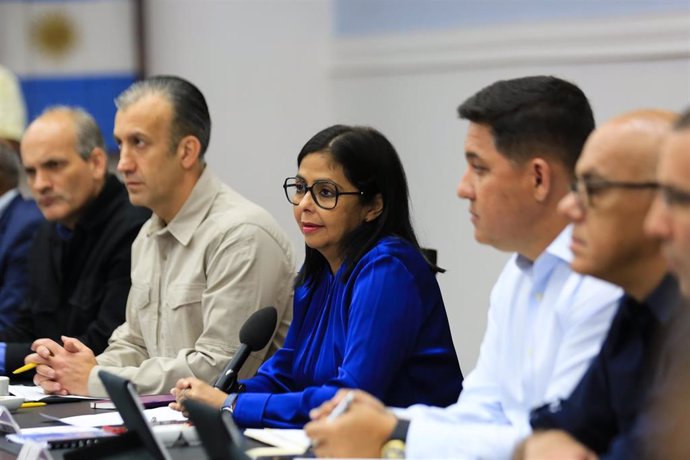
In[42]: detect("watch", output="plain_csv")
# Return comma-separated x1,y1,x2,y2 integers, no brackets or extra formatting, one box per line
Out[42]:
380,418,409,459
220,392,239,416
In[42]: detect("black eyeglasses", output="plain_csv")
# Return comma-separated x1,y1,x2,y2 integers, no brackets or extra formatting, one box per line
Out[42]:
283,177,364,210
657,183,690,208
571,177,659,208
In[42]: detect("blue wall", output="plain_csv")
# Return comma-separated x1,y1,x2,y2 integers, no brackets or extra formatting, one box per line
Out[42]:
335,0,690,37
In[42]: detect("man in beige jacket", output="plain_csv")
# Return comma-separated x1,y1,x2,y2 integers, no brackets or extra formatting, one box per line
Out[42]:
27,76,295,396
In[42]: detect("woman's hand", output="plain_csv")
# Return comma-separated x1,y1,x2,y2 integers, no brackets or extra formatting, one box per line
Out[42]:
169,377,229,415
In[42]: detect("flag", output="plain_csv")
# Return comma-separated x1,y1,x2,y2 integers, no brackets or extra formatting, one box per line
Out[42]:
0,0,140,151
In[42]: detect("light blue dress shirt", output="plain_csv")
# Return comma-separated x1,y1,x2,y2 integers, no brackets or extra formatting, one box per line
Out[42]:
396,226,623,459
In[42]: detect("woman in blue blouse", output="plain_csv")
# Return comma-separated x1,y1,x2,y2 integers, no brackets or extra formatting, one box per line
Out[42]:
172,125,462,428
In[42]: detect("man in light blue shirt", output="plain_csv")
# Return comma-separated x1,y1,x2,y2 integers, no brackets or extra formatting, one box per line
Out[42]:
305,76,623,459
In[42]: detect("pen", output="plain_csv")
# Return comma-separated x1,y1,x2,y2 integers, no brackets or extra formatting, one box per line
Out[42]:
327,391,355,421
20,402,47,409
12,362,37,374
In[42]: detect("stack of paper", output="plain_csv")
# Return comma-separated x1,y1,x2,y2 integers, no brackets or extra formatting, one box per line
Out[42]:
51,406,187,428
9,385,99,402
244,428,310,458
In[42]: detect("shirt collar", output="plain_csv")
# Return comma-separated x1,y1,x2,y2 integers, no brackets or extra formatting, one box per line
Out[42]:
640,273,680,324
0,188,19,217
148,167,219,246
515,224,572,273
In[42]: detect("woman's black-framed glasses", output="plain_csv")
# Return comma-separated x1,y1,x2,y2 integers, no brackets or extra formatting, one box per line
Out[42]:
283,177,364,210
571,177,658,208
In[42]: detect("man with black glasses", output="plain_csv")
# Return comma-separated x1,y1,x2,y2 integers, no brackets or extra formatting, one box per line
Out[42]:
517,109,680,460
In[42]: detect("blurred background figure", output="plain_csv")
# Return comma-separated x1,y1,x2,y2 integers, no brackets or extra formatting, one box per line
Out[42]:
0,64,29,196
0,64,26,152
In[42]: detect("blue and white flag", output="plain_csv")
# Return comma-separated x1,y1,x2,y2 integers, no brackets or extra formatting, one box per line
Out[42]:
0,0,140,151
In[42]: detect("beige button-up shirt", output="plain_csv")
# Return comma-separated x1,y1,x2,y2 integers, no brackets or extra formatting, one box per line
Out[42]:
87,168,295,396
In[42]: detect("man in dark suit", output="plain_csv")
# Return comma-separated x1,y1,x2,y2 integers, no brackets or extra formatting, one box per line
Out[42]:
0,106,149,378
0,143,42,330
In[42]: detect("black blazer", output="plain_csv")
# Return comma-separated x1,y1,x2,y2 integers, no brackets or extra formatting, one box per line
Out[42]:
0,175,150,375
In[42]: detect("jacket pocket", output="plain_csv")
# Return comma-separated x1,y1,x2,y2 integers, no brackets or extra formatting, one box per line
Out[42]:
130,284,151,310
131,284,154,341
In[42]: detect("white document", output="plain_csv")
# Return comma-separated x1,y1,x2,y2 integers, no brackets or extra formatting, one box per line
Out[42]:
52,406,187,428
243,428,310,451
9,385,98,402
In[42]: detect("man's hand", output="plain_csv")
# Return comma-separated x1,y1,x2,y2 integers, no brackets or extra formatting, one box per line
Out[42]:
305,389,396,458
169,377,228,415
514,430,598,460
30,336,97,396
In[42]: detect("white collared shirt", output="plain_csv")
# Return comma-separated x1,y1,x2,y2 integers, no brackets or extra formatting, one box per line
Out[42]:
397,226,623,459
0,188,18,217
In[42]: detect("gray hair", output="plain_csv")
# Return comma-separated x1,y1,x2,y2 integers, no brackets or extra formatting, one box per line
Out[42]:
41,106,105,160
115,75,211,157
0,142,19,188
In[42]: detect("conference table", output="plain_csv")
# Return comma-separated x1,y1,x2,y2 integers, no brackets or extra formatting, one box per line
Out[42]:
0,400,211,459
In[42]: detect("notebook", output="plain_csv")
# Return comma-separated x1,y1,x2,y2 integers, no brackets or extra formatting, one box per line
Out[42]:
90,394,176,410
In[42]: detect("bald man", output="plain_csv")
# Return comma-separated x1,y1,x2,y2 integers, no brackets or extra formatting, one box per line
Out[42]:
0,106,149,378
517,109,680,460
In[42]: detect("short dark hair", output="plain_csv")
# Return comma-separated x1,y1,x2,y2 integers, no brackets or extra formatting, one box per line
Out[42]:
294,125,442,287
115,75,211,157
457,75,594,174
674,107,690,131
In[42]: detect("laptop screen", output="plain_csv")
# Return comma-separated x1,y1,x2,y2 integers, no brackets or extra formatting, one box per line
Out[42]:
98,370,172,460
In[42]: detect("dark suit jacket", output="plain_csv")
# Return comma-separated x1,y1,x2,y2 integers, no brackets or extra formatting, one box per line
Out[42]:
0,175,150,374
0,193,43,330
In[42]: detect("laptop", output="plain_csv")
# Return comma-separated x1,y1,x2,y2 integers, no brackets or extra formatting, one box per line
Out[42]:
183,398,250,460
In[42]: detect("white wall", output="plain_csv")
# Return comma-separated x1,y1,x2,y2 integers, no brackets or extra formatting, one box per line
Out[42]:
334,0,689,36
330,12,690,370
144,2,690,373
144,0,334,260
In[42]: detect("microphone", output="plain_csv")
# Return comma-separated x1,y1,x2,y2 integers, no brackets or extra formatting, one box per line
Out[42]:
213,306,277,393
